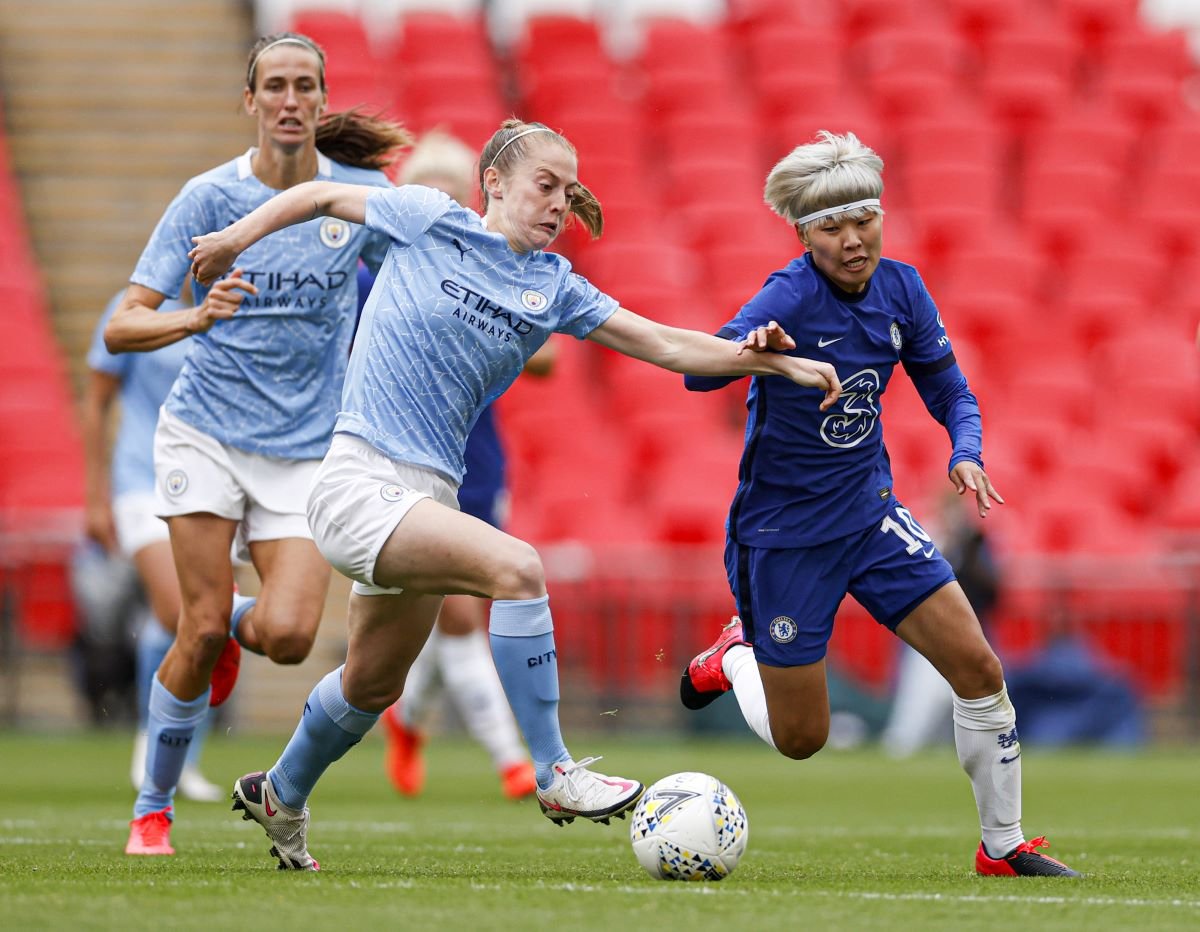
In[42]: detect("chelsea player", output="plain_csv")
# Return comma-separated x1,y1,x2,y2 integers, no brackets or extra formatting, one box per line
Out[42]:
679,131,1079,878
106,32,411,857
189,119,842,870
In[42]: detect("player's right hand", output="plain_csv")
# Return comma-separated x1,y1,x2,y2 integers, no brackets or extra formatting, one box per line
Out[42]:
84,500,118,553
185,269,258,334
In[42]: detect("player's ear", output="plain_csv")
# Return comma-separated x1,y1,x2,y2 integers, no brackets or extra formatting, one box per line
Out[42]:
793,221,807,247
243,87,257,116
483,165,503,200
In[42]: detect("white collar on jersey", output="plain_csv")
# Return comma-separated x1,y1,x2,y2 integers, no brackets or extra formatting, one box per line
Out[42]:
236,147,333,181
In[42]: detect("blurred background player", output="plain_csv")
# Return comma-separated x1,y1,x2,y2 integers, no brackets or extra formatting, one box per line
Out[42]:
106,31,411,857
82,289,223,803
679,131,1078,878
189,118,840,871
360,130,542,801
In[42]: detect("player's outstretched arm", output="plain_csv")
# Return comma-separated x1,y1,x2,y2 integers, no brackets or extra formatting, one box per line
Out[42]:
188,181,371,286
589,307,841,410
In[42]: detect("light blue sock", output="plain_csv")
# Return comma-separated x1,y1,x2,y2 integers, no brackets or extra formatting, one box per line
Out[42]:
230,593,258,654
133,678,209,818
267,666,379,811
135,610,174,730
488,596,569,788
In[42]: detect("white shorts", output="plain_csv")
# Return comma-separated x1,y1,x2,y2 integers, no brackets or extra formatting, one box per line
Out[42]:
307,433,459,596
153,407,316,545
113,490,169,558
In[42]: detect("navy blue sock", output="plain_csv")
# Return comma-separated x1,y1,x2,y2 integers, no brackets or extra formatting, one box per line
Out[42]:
268,666,379,810
488,596,569,788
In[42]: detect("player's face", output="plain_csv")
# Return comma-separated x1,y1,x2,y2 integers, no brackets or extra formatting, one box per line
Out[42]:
245,46,326,153
488,139,579,253
798,212,882,293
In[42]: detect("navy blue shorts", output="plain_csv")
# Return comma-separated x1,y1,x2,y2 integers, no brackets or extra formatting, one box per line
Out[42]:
725,501,957,667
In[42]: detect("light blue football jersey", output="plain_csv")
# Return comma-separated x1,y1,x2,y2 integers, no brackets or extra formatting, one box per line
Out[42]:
87,291,190,497
130,149,392,459
341,185,618,482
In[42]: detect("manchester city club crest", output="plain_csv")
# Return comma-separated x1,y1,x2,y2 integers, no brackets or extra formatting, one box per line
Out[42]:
769,616,798,644
165,469,188,497
380,484,405,502
319,217,352,249
521,289,547,311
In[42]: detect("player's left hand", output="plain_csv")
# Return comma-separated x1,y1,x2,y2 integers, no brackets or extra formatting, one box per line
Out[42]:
737,321,796,354
188,231,240,286
950,461,1004,518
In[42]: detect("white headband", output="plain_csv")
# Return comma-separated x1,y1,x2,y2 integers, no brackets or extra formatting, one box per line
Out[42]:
488,127,554,169
796,198,882,226
250,38,322,84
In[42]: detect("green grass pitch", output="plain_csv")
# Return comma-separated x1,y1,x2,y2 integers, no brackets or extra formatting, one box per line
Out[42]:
1,731,1196,930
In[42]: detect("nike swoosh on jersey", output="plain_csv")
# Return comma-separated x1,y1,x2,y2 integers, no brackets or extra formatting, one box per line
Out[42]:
817,336,844,347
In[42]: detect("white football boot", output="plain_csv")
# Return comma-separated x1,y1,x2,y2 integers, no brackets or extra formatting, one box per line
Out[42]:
231,771,319,871
536,756,644,825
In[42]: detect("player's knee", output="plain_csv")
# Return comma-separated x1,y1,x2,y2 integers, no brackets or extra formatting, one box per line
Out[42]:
951,647,1005,698
179,626,230,668
260,629,316,665
772,722,828,761
492,541,545,600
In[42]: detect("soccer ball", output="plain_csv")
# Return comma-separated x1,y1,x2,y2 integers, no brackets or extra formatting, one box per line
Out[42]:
629,771,749,881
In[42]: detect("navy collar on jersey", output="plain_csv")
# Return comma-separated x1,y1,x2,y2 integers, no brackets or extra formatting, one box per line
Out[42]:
804,252,873,304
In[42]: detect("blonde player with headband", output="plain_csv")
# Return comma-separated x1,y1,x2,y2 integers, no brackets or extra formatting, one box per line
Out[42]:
678,131,1079,878
108,32,411,858
189,118,841,870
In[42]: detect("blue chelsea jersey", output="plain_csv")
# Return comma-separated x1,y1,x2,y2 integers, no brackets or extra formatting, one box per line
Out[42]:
340,185,617,483
87,292,189,497
723,254,962,548
130,149,392,459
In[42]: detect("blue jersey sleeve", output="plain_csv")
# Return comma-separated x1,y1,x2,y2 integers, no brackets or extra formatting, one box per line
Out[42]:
364,185,454,247
901,274,983,472
554,271,618,338
131,182,221,300
86,293,131,378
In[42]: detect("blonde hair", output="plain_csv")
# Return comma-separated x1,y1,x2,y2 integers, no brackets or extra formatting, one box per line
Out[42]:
400,130,477,205
478,118,604,239
765,131,884,230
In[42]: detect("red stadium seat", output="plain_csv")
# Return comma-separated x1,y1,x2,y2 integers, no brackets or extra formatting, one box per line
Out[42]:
288,9,373,58
1029,102,1138,175
853,26,974,122
892,106,1009,187
977,24,1079,136
1056,0,1141,52
392,10,494,69
515,14,609,73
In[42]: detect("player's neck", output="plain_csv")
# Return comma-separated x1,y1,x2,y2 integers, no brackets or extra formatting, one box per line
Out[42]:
251,145,319,191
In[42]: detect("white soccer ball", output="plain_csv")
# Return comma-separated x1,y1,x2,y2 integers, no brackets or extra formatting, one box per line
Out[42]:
629,771,749,881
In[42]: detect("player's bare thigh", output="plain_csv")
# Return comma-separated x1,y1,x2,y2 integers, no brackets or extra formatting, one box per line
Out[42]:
131,539,182,634
759,658,831,760
893,581,1003,700
342,589,443,710
372,497,545,601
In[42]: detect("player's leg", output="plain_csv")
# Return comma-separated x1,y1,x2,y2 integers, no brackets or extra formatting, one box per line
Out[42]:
241,537,331,663
233,588,440,870
435,594,536,798
682,538,843,759
373,498,643,822
897,584,1078,876
127,513,237,854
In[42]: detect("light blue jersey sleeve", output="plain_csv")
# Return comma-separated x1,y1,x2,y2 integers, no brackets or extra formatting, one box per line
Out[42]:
87,291,190,496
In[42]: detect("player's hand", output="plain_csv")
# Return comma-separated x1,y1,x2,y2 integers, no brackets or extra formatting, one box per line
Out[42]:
188,230,241,286
84,500,118,553
185,270,257,334
780,357,842,411
950,461,1004,518
737,321,796,354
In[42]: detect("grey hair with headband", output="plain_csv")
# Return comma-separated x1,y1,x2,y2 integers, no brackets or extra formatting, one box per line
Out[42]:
246,32,326,91
765,130,885,229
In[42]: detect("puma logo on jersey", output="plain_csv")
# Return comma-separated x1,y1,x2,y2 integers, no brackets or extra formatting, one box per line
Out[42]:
451,238,470,261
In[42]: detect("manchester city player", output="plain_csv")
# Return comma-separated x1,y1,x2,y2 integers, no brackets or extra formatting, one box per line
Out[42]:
106,33,411,857
679,131,1079,878
189,119,842,870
